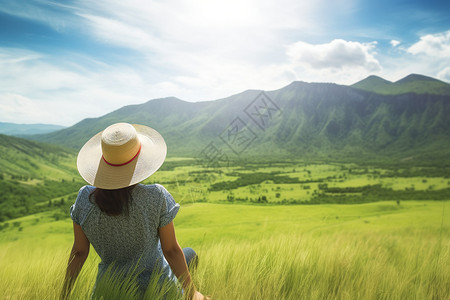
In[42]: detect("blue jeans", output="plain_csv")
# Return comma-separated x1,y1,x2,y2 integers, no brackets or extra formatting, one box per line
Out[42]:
183,247,198,270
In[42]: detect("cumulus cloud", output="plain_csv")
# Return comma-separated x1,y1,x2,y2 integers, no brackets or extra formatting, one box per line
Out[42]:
390,40,401,47
402,31,450,82
407,30,450,57
286,39,381,72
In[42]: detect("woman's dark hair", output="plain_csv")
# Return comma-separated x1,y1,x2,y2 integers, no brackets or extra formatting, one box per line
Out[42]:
89,185,136,216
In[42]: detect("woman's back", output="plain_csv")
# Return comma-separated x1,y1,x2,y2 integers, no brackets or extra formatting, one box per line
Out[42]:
70,183,180,288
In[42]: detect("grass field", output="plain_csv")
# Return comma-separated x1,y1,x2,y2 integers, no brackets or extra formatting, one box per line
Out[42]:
0,200,448,299
141,160,450,205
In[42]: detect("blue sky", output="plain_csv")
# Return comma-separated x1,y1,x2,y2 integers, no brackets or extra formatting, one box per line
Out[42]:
0,0,449,126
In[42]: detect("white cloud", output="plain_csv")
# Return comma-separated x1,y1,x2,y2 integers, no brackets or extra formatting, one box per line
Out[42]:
78,13,162,52
59,1,314,103
394,30,450,82
284,39,382,84
0,93,49,124
0,48,149,126
390,40,401,47
287,39,381,71
73,0,324,73
407,30,450,57
437,67,450,82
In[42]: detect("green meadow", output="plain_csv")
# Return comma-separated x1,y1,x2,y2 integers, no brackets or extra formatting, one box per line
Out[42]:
0,201,449,299
147,159,450,206
0,159,449,299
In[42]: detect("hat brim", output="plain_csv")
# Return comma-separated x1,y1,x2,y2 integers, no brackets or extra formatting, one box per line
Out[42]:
77,124,167,189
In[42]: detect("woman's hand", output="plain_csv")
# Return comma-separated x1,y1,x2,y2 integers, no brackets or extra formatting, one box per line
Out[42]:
193,290,210,300
159,223,210,300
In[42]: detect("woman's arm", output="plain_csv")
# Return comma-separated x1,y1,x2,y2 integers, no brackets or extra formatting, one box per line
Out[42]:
60,222,90,300
159,221,208,300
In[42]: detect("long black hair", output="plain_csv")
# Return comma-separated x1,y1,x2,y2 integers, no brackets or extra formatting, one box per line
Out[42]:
89,185,136,216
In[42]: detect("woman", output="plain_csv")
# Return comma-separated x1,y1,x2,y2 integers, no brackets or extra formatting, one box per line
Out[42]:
61,123,209,299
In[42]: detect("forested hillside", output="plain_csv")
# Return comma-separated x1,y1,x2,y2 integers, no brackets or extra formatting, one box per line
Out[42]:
0,134,82,221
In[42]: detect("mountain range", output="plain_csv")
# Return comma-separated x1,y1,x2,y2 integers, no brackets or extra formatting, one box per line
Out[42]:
25,73,449,164
352,74,450,96
0,122,65,136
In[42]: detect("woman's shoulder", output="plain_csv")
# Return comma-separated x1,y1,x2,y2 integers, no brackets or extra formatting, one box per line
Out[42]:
71,185,95,224
74,185,95,206
133,184,170,204
135,183,168,194
79,185,96,194
77,185,95,199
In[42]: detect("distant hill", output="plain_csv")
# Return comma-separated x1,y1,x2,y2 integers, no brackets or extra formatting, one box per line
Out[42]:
352,74,450,96
0,134,81,221
0,122,66,136
28,74,450,164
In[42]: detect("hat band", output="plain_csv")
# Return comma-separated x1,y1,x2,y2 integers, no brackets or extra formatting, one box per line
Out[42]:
102,145,142,167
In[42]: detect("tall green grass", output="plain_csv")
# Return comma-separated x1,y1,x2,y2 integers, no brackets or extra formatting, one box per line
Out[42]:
196,232,449,299
0,201,448,299
1,231,447,299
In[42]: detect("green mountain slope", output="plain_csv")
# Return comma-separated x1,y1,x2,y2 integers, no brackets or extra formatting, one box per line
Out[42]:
29,92,263,153
29,75,450,164
352,74,450,96
264,82,450,161
350,75,392,92
0,134,82,221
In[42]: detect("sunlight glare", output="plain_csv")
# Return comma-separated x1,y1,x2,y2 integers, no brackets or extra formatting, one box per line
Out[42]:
187,0,260,28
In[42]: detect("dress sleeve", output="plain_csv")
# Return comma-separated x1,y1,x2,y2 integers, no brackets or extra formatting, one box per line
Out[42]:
70,186,90,225
157,184,180,228
70,204,79,224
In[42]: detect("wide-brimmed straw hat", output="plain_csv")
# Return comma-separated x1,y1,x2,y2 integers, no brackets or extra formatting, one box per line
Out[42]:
77,123,167,189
